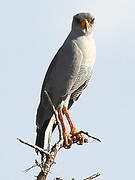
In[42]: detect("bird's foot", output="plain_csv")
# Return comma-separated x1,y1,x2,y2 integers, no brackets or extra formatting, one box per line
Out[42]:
62,106,84,145
71,129,85,145
63,131,73,149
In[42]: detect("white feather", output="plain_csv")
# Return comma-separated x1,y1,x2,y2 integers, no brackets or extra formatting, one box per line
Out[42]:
44,114,55,151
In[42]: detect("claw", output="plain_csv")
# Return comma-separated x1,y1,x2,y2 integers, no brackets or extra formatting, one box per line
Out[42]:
63,132,73,149
71,131,85,145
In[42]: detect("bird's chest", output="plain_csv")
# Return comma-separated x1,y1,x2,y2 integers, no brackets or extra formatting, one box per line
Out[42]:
75,37,96,69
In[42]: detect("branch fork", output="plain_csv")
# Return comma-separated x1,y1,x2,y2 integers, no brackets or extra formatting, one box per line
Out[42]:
17,90,101,180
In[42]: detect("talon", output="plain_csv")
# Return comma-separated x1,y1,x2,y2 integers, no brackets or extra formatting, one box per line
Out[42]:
63,132,73,149
59,106,85,148
72,132,85,145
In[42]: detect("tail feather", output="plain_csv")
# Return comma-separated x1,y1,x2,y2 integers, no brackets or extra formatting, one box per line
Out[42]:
44,115,56,151
35,119,50,150
35,115,56,154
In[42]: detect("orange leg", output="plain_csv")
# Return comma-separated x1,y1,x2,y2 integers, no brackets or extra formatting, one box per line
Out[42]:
58,108,73,148
62,105,84,145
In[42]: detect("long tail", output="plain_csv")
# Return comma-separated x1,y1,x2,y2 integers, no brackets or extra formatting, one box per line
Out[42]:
35,119,50,150
44,115,56,150
35,115,56,153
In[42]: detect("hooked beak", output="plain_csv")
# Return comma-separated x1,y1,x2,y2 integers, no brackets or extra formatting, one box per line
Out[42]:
80,18,92,30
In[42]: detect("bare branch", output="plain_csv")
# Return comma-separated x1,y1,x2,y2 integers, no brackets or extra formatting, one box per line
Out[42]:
44,90,63,141
17,138,50,156
54,173,100,180
23,164,37,173
72,131,101,143
18,91,101,180
36,140,64,180
83,173,100,180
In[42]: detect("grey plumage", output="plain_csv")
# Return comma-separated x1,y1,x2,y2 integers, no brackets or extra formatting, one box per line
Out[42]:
35,12,96,151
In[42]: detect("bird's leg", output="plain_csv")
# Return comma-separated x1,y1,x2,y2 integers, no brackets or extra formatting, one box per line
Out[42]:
62,105,84,145
58,108,73,148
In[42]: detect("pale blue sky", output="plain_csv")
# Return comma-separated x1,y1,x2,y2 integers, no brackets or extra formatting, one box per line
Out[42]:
0,0,135,179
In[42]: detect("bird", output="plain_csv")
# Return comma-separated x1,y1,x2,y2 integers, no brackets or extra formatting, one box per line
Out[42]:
35,12,96,152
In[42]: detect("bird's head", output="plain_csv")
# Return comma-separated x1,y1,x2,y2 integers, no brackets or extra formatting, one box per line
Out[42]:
72,13,95,35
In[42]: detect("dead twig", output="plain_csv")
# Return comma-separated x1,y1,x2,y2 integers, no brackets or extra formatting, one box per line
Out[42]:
36,139,64,180
54,173,100,180
23,164,37,173
72,131,101,143
17,138,50,156
83,173,100,180
44,90,63,141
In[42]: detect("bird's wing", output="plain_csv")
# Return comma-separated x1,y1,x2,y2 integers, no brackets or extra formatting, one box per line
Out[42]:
44,40,83,97
68,70,93,109
36,40,83,128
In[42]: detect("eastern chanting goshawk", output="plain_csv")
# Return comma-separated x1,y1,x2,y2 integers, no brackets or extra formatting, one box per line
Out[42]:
35,12,96,151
